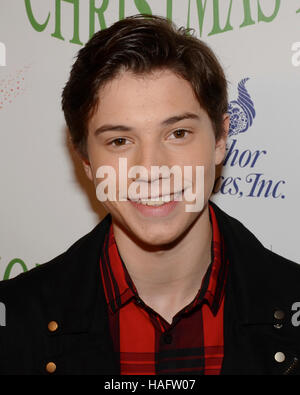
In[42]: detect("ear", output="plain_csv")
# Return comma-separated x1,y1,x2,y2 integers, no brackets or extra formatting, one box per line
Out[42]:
215,113,229,166
82,158,94,182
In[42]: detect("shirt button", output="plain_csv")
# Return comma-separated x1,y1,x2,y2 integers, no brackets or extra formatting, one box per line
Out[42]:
46,362,57,373
47,321,58,332
163,333,173,344
274,352,286,363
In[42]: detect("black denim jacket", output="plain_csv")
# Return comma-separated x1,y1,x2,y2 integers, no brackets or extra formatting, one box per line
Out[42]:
0,201,300,375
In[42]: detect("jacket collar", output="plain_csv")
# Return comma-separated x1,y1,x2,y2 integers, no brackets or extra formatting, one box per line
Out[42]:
210,200,297,326
41,214,112,335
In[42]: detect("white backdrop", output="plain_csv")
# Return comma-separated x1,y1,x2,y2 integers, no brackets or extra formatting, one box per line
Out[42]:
0,0,299,279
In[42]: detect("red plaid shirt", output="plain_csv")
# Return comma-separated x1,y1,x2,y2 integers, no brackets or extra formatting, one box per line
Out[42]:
99,202,229,375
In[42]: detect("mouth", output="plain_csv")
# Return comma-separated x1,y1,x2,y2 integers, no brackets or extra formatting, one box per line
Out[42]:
128,190,184,206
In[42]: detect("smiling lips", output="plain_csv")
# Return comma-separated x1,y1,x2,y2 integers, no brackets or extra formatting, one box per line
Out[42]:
129,198,179,217
128,189,184,217
128,189,185,206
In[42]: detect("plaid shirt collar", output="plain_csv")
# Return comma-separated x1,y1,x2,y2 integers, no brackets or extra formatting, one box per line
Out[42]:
99,201,228,317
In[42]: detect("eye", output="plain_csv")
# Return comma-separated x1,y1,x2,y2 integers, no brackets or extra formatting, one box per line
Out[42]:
109,138,130,147
169,129,191,139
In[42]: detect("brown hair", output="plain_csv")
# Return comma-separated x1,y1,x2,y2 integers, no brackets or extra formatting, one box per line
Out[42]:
62,14,228,159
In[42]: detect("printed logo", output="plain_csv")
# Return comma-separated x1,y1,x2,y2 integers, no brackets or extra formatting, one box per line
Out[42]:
214,77,286,200
228,78,256,136
24,0,283,46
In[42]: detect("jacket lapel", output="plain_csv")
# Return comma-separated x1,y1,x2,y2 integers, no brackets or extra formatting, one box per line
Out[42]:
210,201,300,375
40,213,120,374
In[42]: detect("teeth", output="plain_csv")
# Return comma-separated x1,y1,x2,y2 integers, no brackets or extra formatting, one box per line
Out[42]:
130,191,184,206
139,200,166,206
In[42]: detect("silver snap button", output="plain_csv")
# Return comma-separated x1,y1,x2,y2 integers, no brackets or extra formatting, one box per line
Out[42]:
274,352,285,363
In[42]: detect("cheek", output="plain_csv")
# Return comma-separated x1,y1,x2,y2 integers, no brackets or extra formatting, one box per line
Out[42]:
188,144,216,197
188,142,216,171
89,154,120,187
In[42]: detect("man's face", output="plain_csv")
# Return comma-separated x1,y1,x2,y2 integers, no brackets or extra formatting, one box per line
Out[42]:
83,69,228,246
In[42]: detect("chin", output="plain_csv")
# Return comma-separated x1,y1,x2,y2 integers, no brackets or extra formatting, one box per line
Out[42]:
136,232,179,248
130,220,187,248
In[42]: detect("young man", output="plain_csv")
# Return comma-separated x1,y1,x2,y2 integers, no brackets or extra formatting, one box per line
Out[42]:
1,15,300,376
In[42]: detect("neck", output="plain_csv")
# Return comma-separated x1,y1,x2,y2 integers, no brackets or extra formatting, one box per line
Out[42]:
112,204,212,323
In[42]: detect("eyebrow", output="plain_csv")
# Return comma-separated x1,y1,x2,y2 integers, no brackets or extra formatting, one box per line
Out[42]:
161,112,200,126
93,112,200,136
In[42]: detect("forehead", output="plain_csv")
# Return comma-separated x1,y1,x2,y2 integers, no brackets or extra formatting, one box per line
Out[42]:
90,69,203,127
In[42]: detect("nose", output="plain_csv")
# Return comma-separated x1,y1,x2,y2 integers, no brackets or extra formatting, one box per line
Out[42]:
127,139,187,201
132,141,170,182
127,140,176,199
